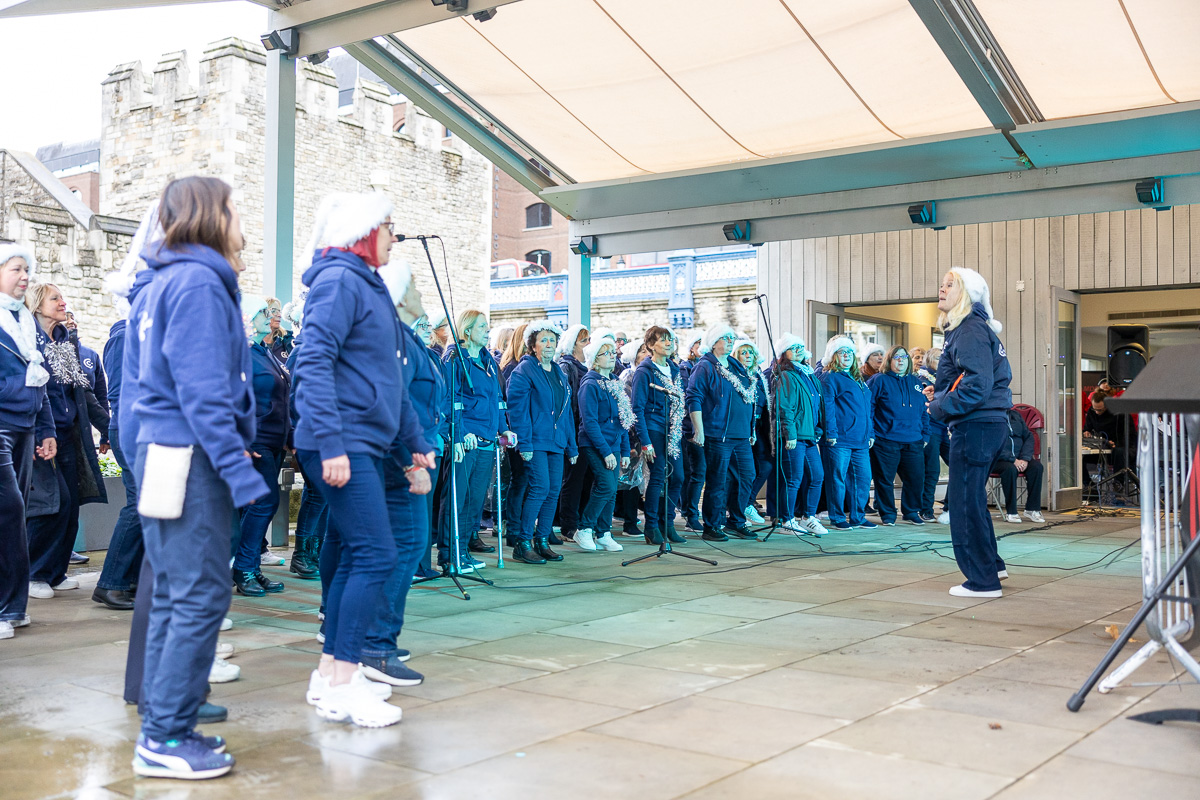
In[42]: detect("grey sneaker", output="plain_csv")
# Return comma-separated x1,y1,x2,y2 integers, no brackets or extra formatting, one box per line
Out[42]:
1023,510,1045,523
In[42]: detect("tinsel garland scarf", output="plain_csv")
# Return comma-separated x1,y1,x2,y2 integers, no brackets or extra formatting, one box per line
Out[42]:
43,338,90,387
602,377,637,432
715,358,757,405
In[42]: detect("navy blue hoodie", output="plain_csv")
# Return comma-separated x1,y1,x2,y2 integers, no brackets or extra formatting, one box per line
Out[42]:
506,354,577,456
821,370,872,449
685,353,756,441
0,309,54,439
390,321,445,465
631,356,682,446
293,248,404,460
126,243,267,507
249,341,290,451
117,270,155,458
442,342,505,444
102,320,126,414
927,303,1013,428
578,370,631,459
868,371,929,444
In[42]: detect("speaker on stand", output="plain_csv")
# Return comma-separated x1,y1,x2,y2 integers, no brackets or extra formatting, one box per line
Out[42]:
1099,325,1149,503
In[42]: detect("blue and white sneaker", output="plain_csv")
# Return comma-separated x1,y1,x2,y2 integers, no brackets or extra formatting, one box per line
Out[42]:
464,555,486,570
857,521,879,530
188,730,227,754
133,733,234,779
832,521,852,531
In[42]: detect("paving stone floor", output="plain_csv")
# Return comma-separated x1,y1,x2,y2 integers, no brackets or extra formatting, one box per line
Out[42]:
4,511,1200,799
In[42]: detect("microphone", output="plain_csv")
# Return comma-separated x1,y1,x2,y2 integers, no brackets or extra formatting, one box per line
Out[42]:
396,234,438,242
741,293,767,304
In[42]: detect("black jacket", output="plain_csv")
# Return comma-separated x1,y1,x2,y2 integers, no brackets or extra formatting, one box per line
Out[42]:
997,408,1034,462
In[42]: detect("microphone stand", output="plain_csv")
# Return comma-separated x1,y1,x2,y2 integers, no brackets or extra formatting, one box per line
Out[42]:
409,236,493,600
749,294,784,542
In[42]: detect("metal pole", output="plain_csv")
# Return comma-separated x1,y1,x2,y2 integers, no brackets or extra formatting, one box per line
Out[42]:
495,445,505,569
568,251,591,328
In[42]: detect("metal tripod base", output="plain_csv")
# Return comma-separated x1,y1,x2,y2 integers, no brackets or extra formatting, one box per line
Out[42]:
1128,708,1200,725
412,565,493,600
622,537,717,568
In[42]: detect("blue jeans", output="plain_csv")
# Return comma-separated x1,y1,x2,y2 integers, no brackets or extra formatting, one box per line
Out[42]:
921,429,945,515
644,429,682,533
870,438,925,523
681,439,705,523
0,428,33,621
234,447,283,571
520,450,564,542
579,446,619,533
362,463,428,660
438,446,493,564
97,426,144,591
298,450,394,664
701,438,754,531
27,427,79,586
137,444,232,741
948,420,1007,591
825,444,870,525
416,458,440,575
794,442,824,518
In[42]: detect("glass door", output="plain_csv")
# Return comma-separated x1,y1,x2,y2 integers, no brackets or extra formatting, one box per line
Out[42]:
1048,288,1082,510
809,301,843,368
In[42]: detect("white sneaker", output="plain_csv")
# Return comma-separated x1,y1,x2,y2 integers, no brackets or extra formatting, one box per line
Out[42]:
0,621,12,640
28,582,53,599
781,519,805,532
997,570,1009,581
53,577,80,590
575,528,597,551
799,516,828,537
220,617,233,632
1003,513,1021,524
315,674,403,728
306,669,391,705
12,615,30,628
744,505,766,524
595,532,623,552
949,584,1002,599
261,551,285,567
216,642,236,659
937,511,950,525
816,511,830,521
1023,510,1045,523
208,656,240,683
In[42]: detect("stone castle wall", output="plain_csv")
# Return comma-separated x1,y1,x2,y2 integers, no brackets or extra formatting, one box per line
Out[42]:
100,39,492,312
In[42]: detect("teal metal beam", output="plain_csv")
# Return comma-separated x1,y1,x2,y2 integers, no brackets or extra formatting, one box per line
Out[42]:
568,252,591,328
343,39,561,204
263,51,295,304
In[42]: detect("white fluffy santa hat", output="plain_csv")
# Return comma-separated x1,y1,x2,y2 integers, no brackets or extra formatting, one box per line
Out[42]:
377,261,414,308
702,324,735,354
950,266,1003,334
822,335,856,369
305,191,394,255
556,323,589,358
774,332,805,362
584,337,617,370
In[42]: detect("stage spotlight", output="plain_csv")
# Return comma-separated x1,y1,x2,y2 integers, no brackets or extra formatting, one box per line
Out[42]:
432,0,469,11
260,29,298,57
1135,177,1164,206
908,201,936,226
722,220,752,242
473,8,497,21
570,236,598,257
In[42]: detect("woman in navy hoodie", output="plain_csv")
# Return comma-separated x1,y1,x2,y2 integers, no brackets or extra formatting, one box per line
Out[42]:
506,322,577,564
555,323,591,540
631,325,687,545
867,345,928,526
498,323,528,547
770,334,828,536
686,324,759,541
925,267,1013,598
231,295,291,597
820,336,876,531
294,191,422,729
0,246,55,641
916,347,946,522
574,338,632,552
120,177,268,778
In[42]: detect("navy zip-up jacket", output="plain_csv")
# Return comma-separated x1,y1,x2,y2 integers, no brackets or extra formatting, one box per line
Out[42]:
79,343,108,416
35,325,78,432
679,358,698,435
294,248,404,460
685,353,755,442
390,321,445,464
442,343,505,443
116,270,155,458
999,408,1035,462
0,310,54,439
915,366,947,437
927,303,1013,428
557,353,587,422
578,370,631,459
506,355,577,456
868,371,929,444
249,341,290,452
821,370,872,449
632,357,682,446
102,320,125,415
126,243,267,507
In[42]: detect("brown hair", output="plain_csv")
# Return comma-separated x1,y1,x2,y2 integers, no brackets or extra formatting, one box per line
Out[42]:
157,176,239,264
882,344,911,376
644,326,671,349
526,324,560,354
501,322,528,369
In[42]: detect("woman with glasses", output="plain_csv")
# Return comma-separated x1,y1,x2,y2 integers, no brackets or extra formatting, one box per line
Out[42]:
631,326,687,545
573,337,631,552
729,339,770,525
770,334,828,535
819,336,876,531
866,345,928,526
915,347,945,523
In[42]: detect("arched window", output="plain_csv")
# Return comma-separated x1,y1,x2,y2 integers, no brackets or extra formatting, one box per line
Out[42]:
525,202,551,229
525,250,551,273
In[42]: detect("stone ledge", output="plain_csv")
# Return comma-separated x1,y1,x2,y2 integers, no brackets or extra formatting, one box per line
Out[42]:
201,37,267,66
12,203,72,227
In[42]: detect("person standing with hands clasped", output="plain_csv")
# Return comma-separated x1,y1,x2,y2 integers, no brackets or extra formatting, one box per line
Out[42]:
574,337,633,552
924,267,1014,598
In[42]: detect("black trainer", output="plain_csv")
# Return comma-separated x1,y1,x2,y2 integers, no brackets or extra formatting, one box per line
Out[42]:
359,655,424,686
724,525,758,540
702,528,729,542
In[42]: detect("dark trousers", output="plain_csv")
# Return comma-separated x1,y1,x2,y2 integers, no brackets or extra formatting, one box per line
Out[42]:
579,446,619,534
920,429,945,516
701,438,754,531
557,454,591,533
618,488,641,532
416,458,440,575
97,427,144,591
644,429,683,533
28,427,79,586
234,447,283,571
870,438,925,523
730,445,771,518
991,458,1044,514
947,420,1007,592
482,446,510,530
137,444,232,741
825,444,870,525
124,553,154,706
520,450,564,542
0,428,34,621
438,447,493,564
297,450,394,664
362,465,428,660
504,449,527,532
681,439,705,523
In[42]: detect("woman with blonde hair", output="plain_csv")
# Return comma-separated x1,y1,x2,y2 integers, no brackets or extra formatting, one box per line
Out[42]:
924,268,1013,597
916,346,946,522
866,344,927,526
820,335,875,531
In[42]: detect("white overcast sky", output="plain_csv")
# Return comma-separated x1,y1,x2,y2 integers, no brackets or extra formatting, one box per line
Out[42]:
0,2,268,152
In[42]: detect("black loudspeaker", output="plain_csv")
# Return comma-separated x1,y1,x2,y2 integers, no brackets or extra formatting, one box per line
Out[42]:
1107,324,1149,386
